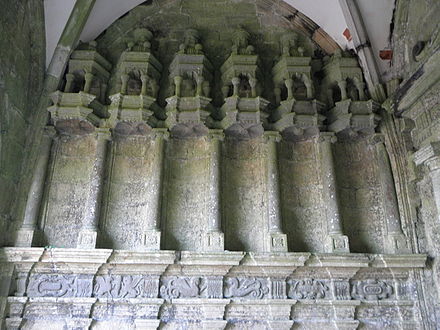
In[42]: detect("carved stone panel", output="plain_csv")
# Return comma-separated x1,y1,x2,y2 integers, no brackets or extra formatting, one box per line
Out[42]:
159,277,207,299
93,275,159,299
351,280,394,300
224,277,270,299
27,274,93,298
287,279,330,299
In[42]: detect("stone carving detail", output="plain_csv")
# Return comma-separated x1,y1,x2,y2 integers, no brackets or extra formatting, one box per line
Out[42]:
333,280,351,300
159,277,207,299
27,274,92,298
351,280,394,300
224,277,269,299
93,275,158,298
287,279,329,299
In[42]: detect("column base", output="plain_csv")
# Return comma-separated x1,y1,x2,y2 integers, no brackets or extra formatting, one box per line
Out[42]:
205,231,224,252
385,233,410,254
325,234,350,253
77,229,97,249
14,228,36,247
142,230,162,251
269,232,288,252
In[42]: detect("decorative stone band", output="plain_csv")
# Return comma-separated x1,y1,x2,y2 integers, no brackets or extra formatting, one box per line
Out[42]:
0,248,426,329
1,248,425,300
22,274,404,302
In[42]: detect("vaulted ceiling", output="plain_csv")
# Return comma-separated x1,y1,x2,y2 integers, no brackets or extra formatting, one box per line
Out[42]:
44,0,395,78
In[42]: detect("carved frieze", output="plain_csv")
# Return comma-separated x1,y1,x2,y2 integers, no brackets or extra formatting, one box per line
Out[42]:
287,279,330,299
22,274,405,302
93,275,159,299
27,274,93,298
159,277,207,299
351,279,394,300
224,277,270,299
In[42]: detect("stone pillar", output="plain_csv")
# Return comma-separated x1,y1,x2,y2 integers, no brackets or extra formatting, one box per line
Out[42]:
40,123,98,248
163,134,222,251
101,128,165,250
15,127,56,247
77,129,110,249
206,131,225,251
334,134,408,253
376,141,409,253
265,132,288,252
279,136,330,252
223,136,279,252
319,133,350,252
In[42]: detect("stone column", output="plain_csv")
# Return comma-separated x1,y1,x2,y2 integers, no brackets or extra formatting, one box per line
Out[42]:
206,130,225,251
15,127,56,247
279,136,330,252
334,134,408,253
77,128,110,248
265,132,288,252
319,133,350,252
223,136,274,252
376,140,409,253
101,128,165,250
163,135,216,251
40,123,98,248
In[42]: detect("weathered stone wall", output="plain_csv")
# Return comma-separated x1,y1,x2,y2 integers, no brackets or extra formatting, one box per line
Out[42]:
0,0,45,246
383,0,440,326
390,0,440,80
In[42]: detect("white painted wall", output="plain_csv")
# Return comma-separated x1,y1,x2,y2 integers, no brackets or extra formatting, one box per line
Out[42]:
80,0,145,42
44,0,76,66
356,0,395,76
285,0,351,49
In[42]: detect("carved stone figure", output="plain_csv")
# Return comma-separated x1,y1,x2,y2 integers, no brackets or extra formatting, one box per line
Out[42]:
93,275,158,298
224,277,270,299
159,277,207,299
287,279,329,299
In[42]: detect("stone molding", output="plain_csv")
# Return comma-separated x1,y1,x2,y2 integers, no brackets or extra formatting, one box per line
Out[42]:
413,141,440,171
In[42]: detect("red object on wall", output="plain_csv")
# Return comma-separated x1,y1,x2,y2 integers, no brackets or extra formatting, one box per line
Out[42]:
379,50,393,60
343,28,352,41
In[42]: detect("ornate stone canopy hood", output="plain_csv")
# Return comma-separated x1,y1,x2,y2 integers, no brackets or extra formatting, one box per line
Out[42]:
2,1,428,329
